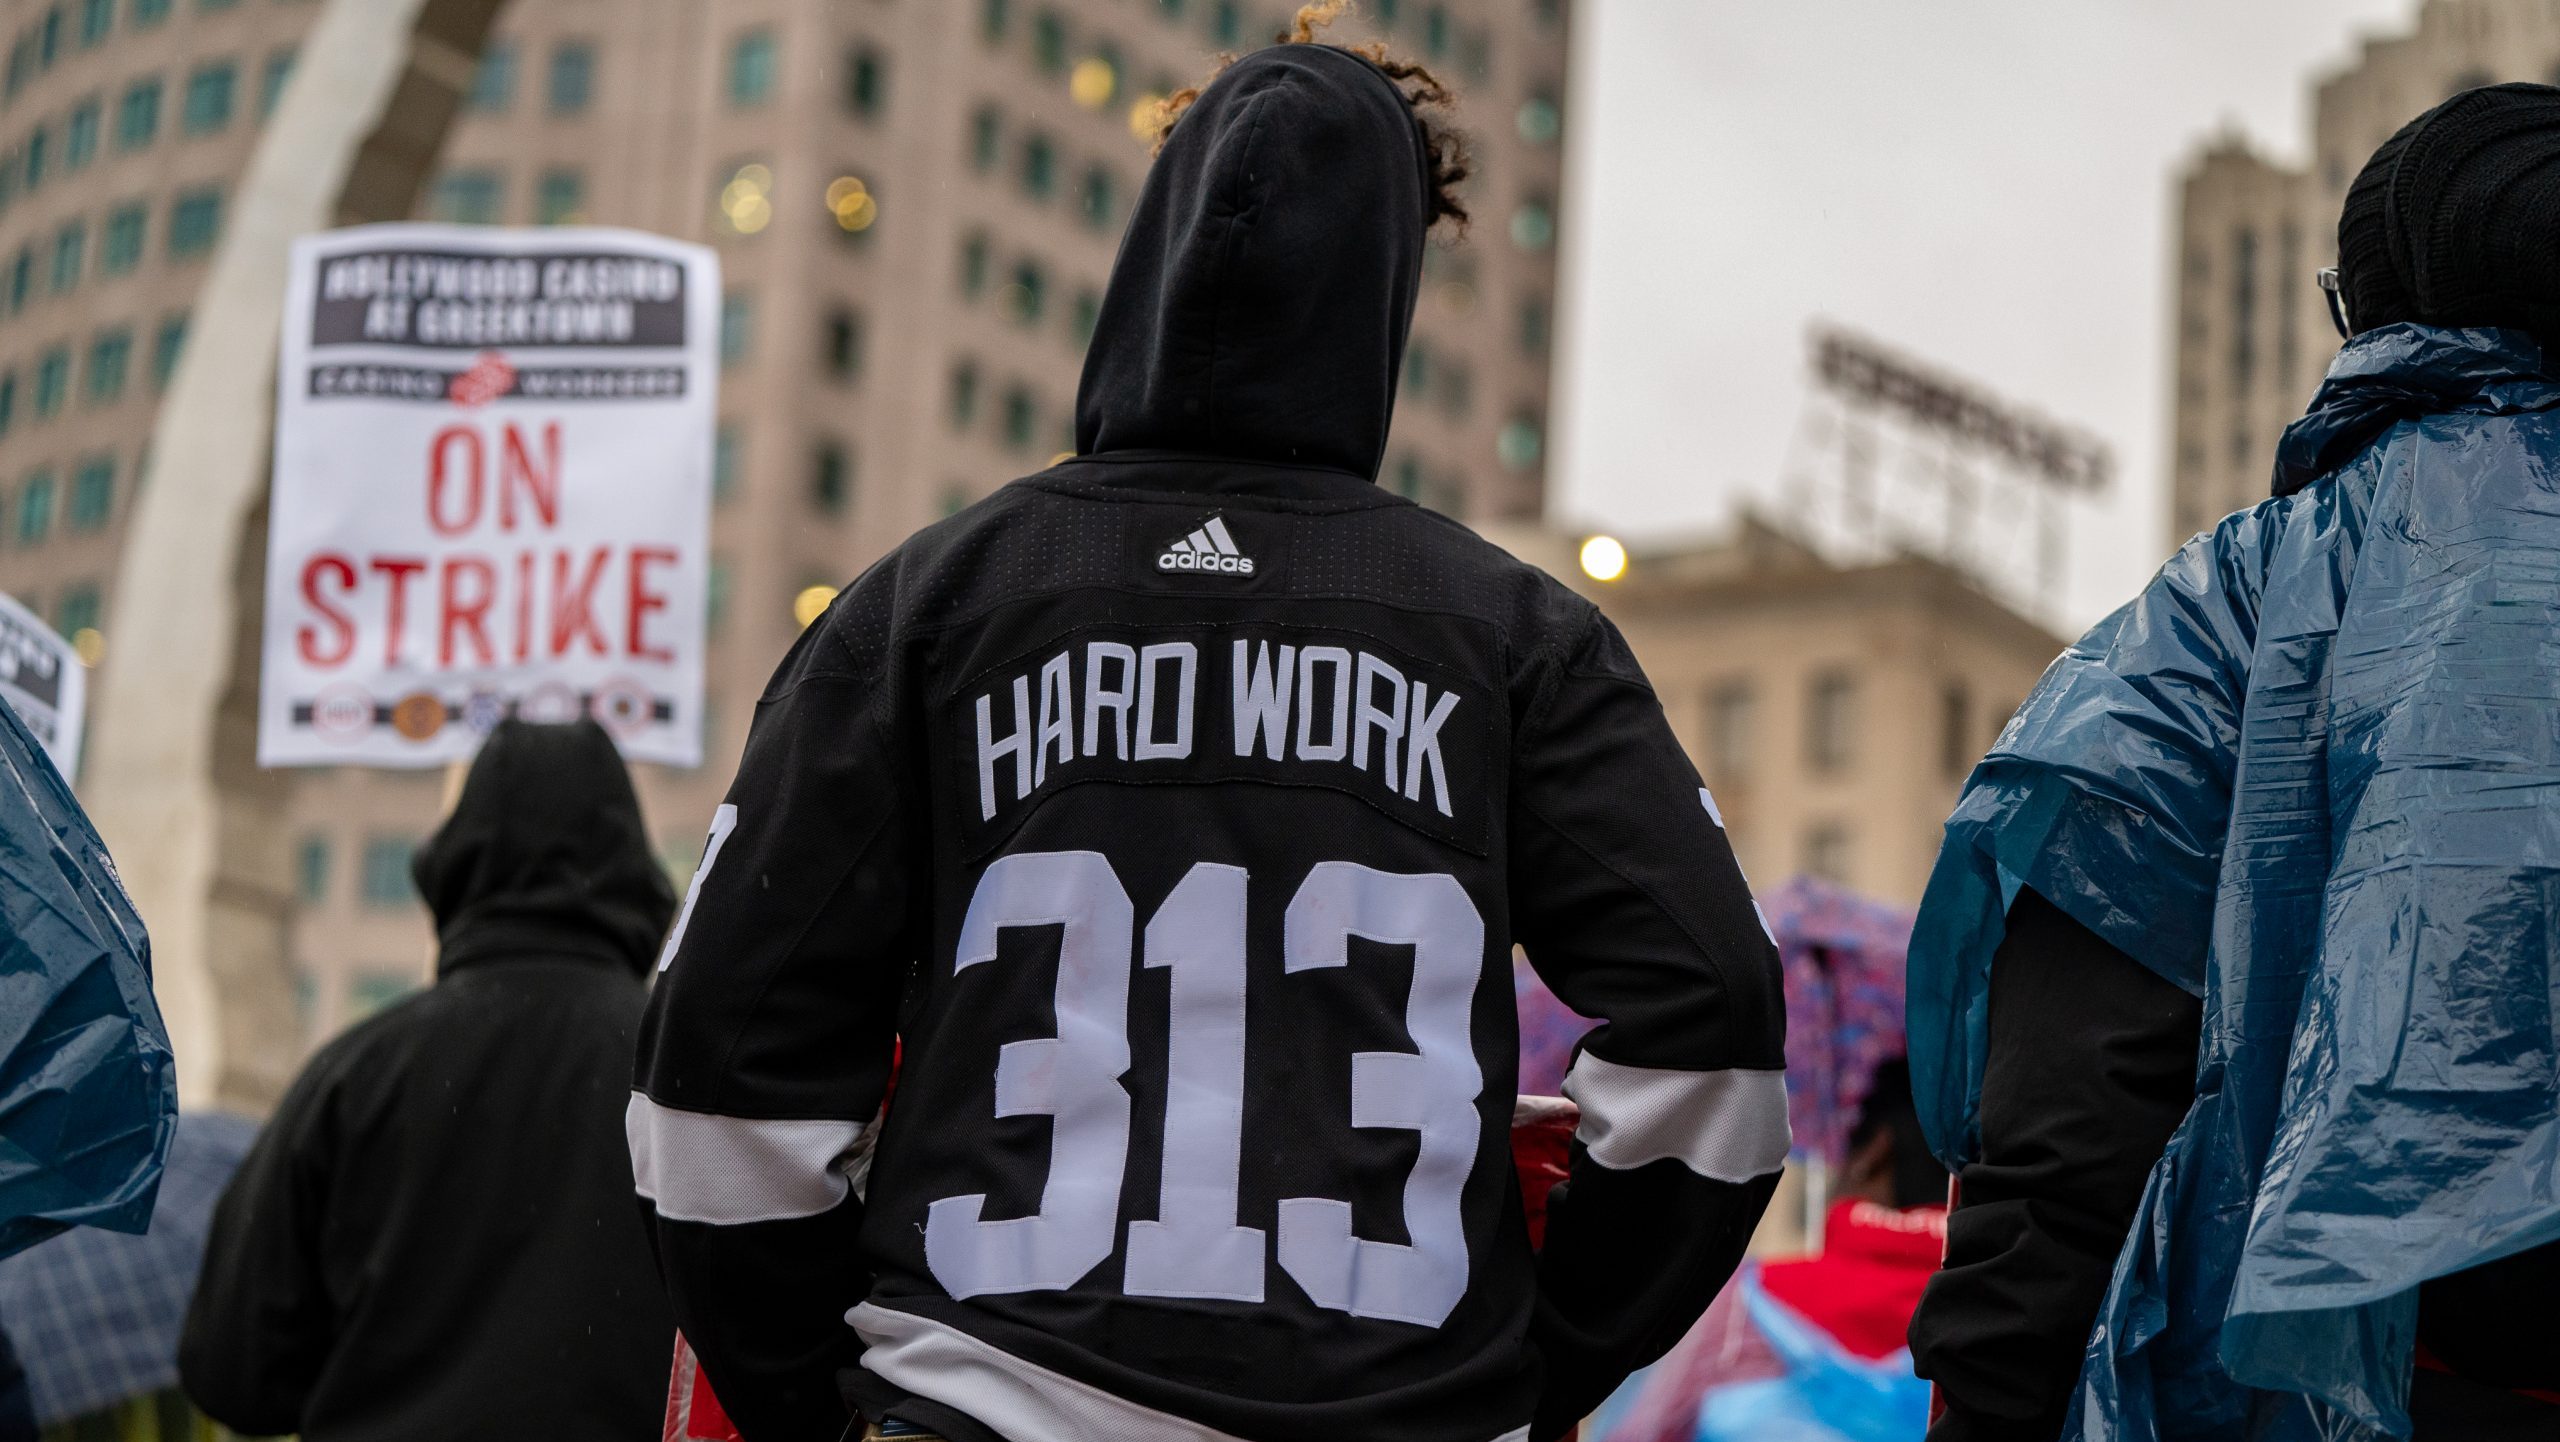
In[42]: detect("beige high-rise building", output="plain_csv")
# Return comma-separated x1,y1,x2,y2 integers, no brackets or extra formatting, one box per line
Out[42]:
1487,518,2066,907
0,0,1572,1048
2168,0,2560,540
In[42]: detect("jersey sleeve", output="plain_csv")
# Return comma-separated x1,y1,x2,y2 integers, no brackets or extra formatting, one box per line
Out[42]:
1506,610,1789,1438
630,583,926,1442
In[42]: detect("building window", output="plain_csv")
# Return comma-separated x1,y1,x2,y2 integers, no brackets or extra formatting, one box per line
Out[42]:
49,221,83,294
824,307,862,378
1939,682,1973,779
1080,165,1115,230
958,231,990,296
7,249,30,313
296,835,330,904
431,170,502,225
811,440,851,515
359,836,419,909
349,974,418,1020
24,126,47,192
2230,225,2258,389
1517,92,1561,146
1496,412,1543,471
1705,682,1754,780
78,0,110,46
720,291,754,366
1002,386,1037,450
1424,5,1450,55
1020,132,1056,200
548,40,593,114
1031,10,1068,73
1803,823,1851,884
34,347,69,417
117,79,160,150
38,7,60,67
0,373,17,437
1070,288,1101,349
1159,0,1186,16
183,60,237,135
467,40,514,112
67,454,111,530
846,44,885,118
728,29,777,107
260,47,294,117
970,105,1001,171
949,360,981,430
980,0,1010,44
55,583,98,640
1440,361,1472,419
1518,295,1550,356
1511,196,1556,251
15,471,53,543
1005,259,1045,324
131,0,170,26
1209,1,1240,47
1806,670,1856,774
152,313,186,388
536,169,583,225
85,328,129,404
64,99,99,170
168,186,223,257
704,556,730,631
712,423,740,502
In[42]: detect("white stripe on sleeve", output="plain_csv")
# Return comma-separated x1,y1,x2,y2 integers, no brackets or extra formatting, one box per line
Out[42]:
1559,1054,1791,1182
626,1092,869,1225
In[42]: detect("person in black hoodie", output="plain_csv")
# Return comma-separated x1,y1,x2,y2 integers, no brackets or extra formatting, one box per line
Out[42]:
632,8,1788,1442
180,719,677,1442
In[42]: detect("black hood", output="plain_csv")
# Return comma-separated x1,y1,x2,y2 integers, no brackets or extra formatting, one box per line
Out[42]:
1073,43,1433,480
413,718,677,978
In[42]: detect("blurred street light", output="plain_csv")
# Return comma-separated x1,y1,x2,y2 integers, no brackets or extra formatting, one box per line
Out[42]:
1579,535,1627,583
793,584,838,629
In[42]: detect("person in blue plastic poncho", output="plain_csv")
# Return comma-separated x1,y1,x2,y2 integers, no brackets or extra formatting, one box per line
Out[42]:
1905,83,2560,1442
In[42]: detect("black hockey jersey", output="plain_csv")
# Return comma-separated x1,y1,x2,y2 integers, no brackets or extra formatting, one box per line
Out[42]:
633,41,1787,1442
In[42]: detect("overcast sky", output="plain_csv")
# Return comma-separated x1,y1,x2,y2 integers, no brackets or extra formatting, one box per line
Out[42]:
1550,0,2417,626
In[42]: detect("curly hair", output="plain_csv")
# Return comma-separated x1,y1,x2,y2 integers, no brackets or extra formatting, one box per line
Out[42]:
1148,0,1472,234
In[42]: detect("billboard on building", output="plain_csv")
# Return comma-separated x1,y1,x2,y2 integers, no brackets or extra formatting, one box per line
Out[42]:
258,223,719,768
0,591,84,779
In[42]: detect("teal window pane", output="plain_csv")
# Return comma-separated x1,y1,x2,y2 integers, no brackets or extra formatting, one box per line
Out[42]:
64,100,98,170
67,455,111,529
349,974,419,1019
958,231,988,296
811,441,850,515
38,8,59,68
33,348,69,417
949,360,980,430
16,471,53,543
536,168,583,225
719,292,753,366
467,41,514,112
1005,259,1044,324
1497,412,1544,471
296,835,330,903
825,308,862,378
117,80,160,150
261,48,294,117
168,186,223,257
1210,1,1239,46
183,61,236,135
54,584,97,637
705,557,730,630
1510,197,1556,252
84,329,129,404
1080,165,1114,230
1002,386,1036,450
712,423,740,501
8,248,30,312
49,221,83,294
1020,133,1055,199
548,41,592,114
981,0,1010,44
78,0,110,46
25,126,47,192
970,106,1000,172
130,0,170,26
728,30,776,107
359,836,419,908
1032,10,1067,73
431,170,502,225
152,313,186,388
0,374,18,437
1070,289,1100,349
846,45,884,118
1518,295,1550,356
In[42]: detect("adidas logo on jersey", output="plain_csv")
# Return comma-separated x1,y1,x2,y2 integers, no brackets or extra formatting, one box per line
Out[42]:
1158,516,1256,575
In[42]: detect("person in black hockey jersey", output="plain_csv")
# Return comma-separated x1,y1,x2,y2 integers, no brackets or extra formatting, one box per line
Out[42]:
630,7,1789,1440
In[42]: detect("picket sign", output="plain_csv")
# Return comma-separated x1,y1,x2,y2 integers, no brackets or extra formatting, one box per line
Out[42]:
258,223,718,768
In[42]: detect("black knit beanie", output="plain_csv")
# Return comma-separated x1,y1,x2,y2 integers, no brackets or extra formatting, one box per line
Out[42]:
2337,83,2560,338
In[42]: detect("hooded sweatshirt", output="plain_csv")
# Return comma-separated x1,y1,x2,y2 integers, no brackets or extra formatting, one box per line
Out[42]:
180,720,677,1442
633,41,1787,1442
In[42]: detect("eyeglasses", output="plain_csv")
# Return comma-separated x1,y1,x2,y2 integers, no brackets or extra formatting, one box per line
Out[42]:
2317,267,2352,340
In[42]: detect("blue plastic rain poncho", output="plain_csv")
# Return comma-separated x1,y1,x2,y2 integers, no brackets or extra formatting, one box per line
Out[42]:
0,690,172,1260
1908,324,2560,1441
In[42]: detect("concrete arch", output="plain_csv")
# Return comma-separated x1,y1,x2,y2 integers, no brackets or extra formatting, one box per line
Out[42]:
84,0,506,1113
